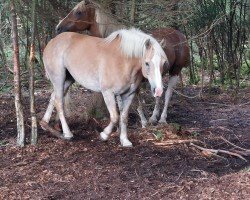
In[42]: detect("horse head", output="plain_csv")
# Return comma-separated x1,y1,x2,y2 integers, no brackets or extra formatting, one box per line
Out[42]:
142,39,166,97
56,0,95,34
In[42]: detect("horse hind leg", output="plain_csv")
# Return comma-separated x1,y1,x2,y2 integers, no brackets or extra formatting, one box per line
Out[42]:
42,80,73,127
148,97,161,125
49,69,74,139
54,78,74,131
100,91,119,142
41,92,56,126
53,88,73,139
136,93,148,128
159,75,179,123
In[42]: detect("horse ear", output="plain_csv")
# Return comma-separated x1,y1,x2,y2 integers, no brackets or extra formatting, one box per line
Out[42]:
85,0,91,5
159,39,166,48
145,39,152,50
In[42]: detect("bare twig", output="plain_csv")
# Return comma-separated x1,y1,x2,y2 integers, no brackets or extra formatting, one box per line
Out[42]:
190,143,248,162
173,88,202,99
154,139,199,146
231,150,250,157
220,136,249,151
238,101,250,107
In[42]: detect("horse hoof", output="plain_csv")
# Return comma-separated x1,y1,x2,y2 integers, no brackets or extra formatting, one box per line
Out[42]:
100,132,109,141
121,139,133,147
40,120,49,131
63,135,73,140
149,117,158,125
63,131,74,140
159,119,167,124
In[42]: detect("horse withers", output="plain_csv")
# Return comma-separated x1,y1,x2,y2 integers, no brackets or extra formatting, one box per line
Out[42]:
55,0,190,126
41,28,167,147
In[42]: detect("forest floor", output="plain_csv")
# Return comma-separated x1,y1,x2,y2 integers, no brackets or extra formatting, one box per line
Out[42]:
0,81,249,200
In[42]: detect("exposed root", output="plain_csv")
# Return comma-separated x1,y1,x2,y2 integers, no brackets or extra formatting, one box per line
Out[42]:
220,136,249,151
190,143,248,162
154,139,199,146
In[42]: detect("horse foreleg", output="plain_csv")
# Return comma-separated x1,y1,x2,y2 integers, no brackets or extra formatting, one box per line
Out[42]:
100,91,119,141
159,75,179,123
148,97,161,124
120,92,136,147
136,93,148,128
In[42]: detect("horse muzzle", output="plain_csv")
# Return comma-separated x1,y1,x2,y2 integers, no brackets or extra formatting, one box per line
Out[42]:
56,26,70,35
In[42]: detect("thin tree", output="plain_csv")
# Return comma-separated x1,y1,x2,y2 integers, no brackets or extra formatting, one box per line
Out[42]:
130,0,136,24
0,2,9,78
10,0,25,146
29,0,37,145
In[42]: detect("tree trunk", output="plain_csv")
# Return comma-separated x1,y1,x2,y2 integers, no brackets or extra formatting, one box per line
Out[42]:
0,7,8,78
189,34,195,84
29,0,38,145
198,41,205,96
10,0,25,147
130,0,136,24
208,34,214,91
0,38,8,77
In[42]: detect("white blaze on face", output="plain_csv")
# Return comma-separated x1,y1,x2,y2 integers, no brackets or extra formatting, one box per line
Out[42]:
152,53,163,97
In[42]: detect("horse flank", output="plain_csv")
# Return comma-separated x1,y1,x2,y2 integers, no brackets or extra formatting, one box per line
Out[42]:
105,28,167,59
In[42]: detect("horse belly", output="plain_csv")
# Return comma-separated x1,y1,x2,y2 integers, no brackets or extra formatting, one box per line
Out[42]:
67,67,101,92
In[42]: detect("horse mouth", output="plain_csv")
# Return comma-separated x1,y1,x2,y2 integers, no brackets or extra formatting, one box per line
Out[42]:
56,26,70,35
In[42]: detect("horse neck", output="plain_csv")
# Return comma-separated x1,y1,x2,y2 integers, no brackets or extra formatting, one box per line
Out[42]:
92,8,126,38
89,21,103,38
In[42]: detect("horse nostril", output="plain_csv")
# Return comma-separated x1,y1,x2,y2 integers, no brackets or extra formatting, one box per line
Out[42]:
56,27,62,34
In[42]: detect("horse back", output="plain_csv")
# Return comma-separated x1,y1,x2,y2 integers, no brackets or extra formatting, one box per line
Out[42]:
151,28,190,76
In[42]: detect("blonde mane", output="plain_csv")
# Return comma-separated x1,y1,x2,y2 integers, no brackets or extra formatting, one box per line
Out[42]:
105,28,167,59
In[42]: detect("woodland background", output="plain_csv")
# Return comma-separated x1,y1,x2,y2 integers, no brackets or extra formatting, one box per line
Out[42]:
0,0,249,91
0,1,249,199
0,0,249,146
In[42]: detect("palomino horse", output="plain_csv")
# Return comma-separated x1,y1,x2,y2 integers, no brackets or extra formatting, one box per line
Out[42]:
56,0,190,126
41,28,167,147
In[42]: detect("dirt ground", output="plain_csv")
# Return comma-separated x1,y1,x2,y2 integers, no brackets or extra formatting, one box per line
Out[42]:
0,82,249,200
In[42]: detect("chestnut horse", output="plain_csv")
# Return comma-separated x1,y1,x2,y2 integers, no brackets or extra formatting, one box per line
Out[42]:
41,28,167,147
56,0,190,126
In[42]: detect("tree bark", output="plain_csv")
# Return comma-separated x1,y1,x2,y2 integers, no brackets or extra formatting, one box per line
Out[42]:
0,38,8,77
130,0,136,24
10,0,25,147
208,34,214,91
0,5,8,77
29,0,38,145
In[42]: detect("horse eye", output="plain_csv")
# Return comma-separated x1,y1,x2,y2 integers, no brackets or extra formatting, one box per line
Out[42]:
76,11,82,16
145,62,149,67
